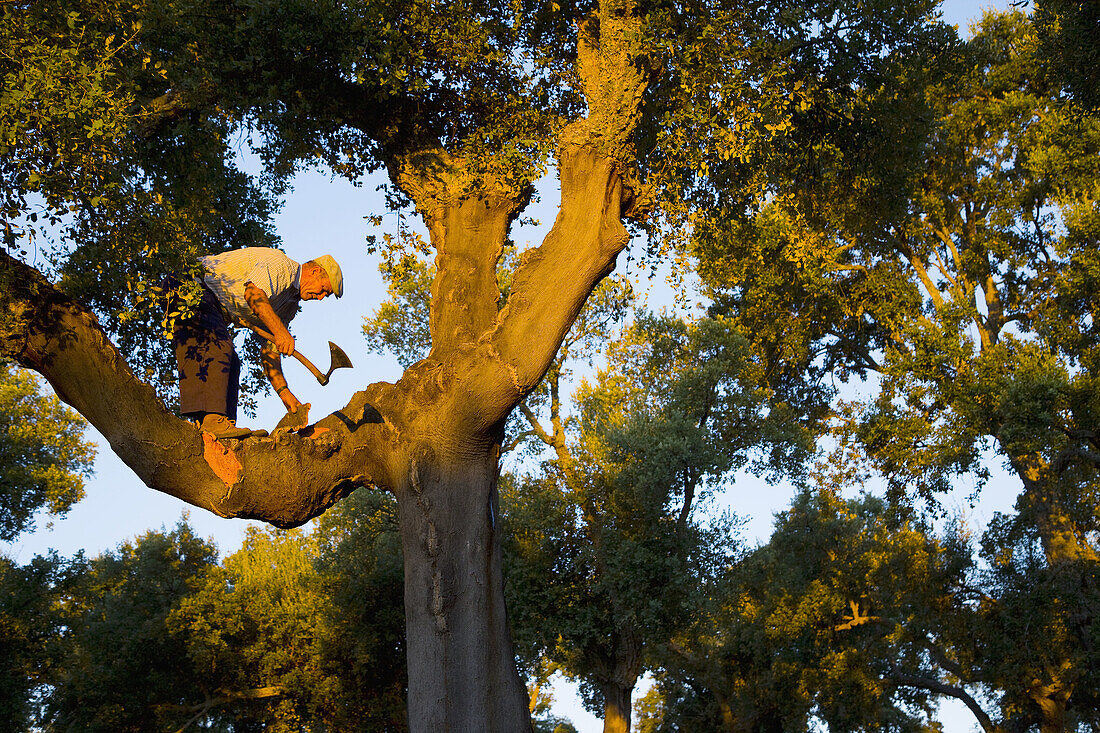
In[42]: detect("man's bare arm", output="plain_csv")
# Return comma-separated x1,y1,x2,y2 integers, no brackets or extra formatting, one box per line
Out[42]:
245,281,302,413
244,281,294,355
259,342,303,413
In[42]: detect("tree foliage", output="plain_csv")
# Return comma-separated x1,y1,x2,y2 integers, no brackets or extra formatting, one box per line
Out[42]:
638,490,982,733
694,8,1100,729
308,489,408,731
501,307,817,731
0,0,135,250
0,552,81,731
1033,0,1100,111
2,497,405,732
974,510,1100,731
41,521,219,732
0,363,95,540
2,0,959,375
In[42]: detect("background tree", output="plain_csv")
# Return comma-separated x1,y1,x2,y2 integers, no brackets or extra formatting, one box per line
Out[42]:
973,509,1100,732
1032,0,1100,111
41,522,219,732
500,310,816,733
694,9,1100,730
309,489,408,731
637,490,989,733
0,363,96,541
169,492,407,731
18,497,404,732
0,552,81,731
168,527,327,731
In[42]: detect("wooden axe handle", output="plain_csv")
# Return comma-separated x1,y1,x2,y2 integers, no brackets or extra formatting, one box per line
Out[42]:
244,324,327,385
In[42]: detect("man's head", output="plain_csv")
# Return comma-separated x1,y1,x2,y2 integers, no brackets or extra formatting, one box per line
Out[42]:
301,255,344,301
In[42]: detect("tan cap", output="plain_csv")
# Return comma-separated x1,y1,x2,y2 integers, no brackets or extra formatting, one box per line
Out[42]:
314,254,343,298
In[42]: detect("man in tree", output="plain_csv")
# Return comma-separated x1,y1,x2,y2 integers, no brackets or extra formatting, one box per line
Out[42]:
172,248,343,438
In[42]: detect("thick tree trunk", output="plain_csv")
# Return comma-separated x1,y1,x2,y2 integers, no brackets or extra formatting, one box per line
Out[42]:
1035,702,1067,733
1005,453,1084,733
397,442,531,732
602,681,634,733
597,625,642,733
1028,668,1072,733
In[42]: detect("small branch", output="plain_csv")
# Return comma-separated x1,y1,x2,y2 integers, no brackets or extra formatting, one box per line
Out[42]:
503,429,538,453
519,403,554,448
677,468,696,527
929,237,964,297
549,362,566,447
917,634,966,679
905,250,947,310
887,673,1000,733
834,599,879,631
171,686,284,732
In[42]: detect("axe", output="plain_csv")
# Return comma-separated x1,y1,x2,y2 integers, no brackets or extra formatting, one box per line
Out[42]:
246,324,354,386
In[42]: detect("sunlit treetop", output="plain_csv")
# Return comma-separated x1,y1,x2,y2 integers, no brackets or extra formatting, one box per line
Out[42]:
0,363,96,541
693,8,1100,538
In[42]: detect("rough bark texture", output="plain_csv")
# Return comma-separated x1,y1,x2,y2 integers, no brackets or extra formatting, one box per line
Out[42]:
0,2,652,729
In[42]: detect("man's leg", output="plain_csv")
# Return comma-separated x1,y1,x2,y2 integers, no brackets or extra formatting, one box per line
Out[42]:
173,286,250,438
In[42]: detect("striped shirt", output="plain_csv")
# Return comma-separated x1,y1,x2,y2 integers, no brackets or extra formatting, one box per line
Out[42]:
200,248,301,329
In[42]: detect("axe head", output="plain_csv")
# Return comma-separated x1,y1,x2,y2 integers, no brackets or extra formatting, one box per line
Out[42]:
328,341,353,372
318,341,353,385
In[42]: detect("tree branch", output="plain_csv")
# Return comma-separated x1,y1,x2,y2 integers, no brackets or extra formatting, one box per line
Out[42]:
490,3,652,397
916,634,967,679
904,250,947,310
503,428,538,453
170,686,284,732
519,402,554,448
887,672,1000,733
0,249,393,526
392,149,530,358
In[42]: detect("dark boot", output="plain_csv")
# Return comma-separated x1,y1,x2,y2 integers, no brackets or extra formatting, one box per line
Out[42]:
199,413,253,439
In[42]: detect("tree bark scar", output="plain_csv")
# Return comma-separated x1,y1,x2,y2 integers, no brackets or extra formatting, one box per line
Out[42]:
201,432,242,488
483,337,524,393
409,456,448,633
431,568,448,633
426,521,440,556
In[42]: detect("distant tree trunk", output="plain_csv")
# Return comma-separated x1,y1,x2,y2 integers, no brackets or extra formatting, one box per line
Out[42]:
711,689,737,733
1006,452,1084,733
599,626,643,733
602,681,634,733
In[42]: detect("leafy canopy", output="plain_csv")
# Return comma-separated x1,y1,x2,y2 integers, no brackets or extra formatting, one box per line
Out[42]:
0,363,95,541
